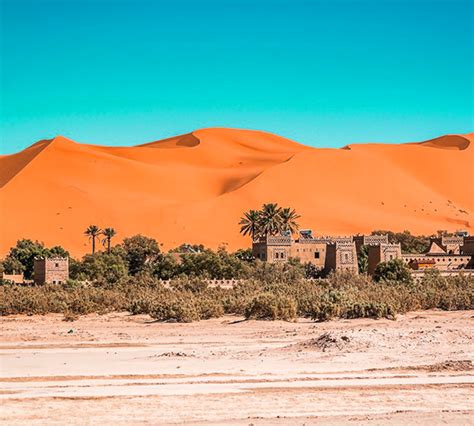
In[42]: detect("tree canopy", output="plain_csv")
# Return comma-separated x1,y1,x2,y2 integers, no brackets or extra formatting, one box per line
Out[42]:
1,239,69,279
239,203,300,240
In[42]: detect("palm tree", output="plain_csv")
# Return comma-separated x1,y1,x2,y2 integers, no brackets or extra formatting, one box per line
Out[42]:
102,227,117,254
280,207,301,235
84,225,101,254
239,210,261,241
259,203,283,237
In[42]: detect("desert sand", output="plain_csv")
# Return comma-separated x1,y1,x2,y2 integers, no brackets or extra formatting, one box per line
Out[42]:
1,128,473,256
0,310,473,424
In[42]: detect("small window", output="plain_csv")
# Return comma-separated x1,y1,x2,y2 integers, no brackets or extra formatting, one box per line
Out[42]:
55,263,59,268
314,251,320,259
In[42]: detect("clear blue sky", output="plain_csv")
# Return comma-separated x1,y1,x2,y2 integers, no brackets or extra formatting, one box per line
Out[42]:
1,0,472,154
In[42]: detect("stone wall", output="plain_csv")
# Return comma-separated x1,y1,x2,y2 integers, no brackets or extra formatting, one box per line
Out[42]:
1,273,24,284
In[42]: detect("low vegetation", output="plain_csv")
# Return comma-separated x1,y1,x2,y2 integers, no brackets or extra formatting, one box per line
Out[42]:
1,267,472,322
1,228,473,323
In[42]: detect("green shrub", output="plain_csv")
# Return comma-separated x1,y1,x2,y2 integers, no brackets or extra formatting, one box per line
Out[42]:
373,259,413,285
70,253,128,284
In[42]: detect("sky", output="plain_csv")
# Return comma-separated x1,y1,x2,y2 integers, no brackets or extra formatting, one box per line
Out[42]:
1,0,473,154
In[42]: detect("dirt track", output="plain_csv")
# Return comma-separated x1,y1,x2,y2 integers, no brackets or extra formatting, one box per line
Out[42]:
1,310,473,424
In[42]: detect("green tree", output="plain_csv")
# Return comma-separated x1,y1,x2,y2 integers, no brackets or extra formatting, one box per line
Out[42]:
1,256,25,275
70,252,128,284
169,243,205,253
84,225,102,254
48,246,69,258
259,203,283,237
6,240,46,278
239,210,261,240
152,253,179,280
122,235,160,275
176,248,250,279
373,259,413,285
280,207,301,235
233,248,254,262
102,227,117,254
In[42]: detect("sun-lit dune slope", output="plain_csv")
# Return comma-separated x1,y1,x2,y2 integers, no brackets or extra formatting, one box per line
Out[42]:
1,128,473,256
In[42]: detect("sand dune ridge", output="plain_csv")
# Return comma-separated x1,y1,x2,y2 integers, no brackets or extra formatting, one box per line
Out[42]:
0,128,472,255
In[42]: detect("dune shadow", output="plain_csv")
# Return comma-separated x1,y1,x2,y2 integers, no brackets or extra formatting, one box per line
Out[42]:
0,139,51,188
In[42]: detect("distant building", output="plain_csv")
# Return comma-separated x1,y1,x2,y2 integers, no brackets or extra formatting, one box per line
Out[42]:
353,234,388,255
253,230,474,277
429,236,464,255
252,232,359,275
366,236,474,274
33,257,69,285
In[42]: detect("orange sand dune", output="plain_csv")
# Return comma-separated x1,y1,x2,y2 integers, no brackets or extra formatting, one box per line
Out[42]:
1,128,473,256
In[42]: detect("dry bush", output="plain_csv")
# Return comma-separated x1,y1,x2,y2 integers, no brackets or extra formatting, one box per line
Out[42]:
1,270,472,322
244,292,297,321
149,295,200,323
62,311,79,322
196,295,225,320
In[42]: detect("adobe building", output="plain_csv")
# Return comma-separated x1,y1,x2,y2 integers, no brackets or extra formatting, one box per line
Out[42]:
325,242,359,274
252,231,359,275
367,243,402,275
253,230,474,277
33,257,69,285
429,236,464,255
462,236,474,255
401,242,473,272
353,234,389,255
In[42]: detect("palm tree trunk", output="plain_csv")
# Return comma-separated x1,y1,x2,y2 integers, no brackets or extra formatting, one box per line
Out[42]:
107,238,111,254
92,237,96,254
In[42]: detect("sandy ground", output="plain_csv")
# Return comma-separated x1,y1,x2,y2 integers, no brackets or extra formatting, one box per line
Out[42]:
0,310,473,425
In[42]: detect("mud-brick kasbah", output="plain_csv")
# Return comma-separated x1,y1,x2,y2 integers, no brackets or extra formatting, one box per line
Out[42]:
252,231,474,277
2,257,70,285
2,232,474,285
